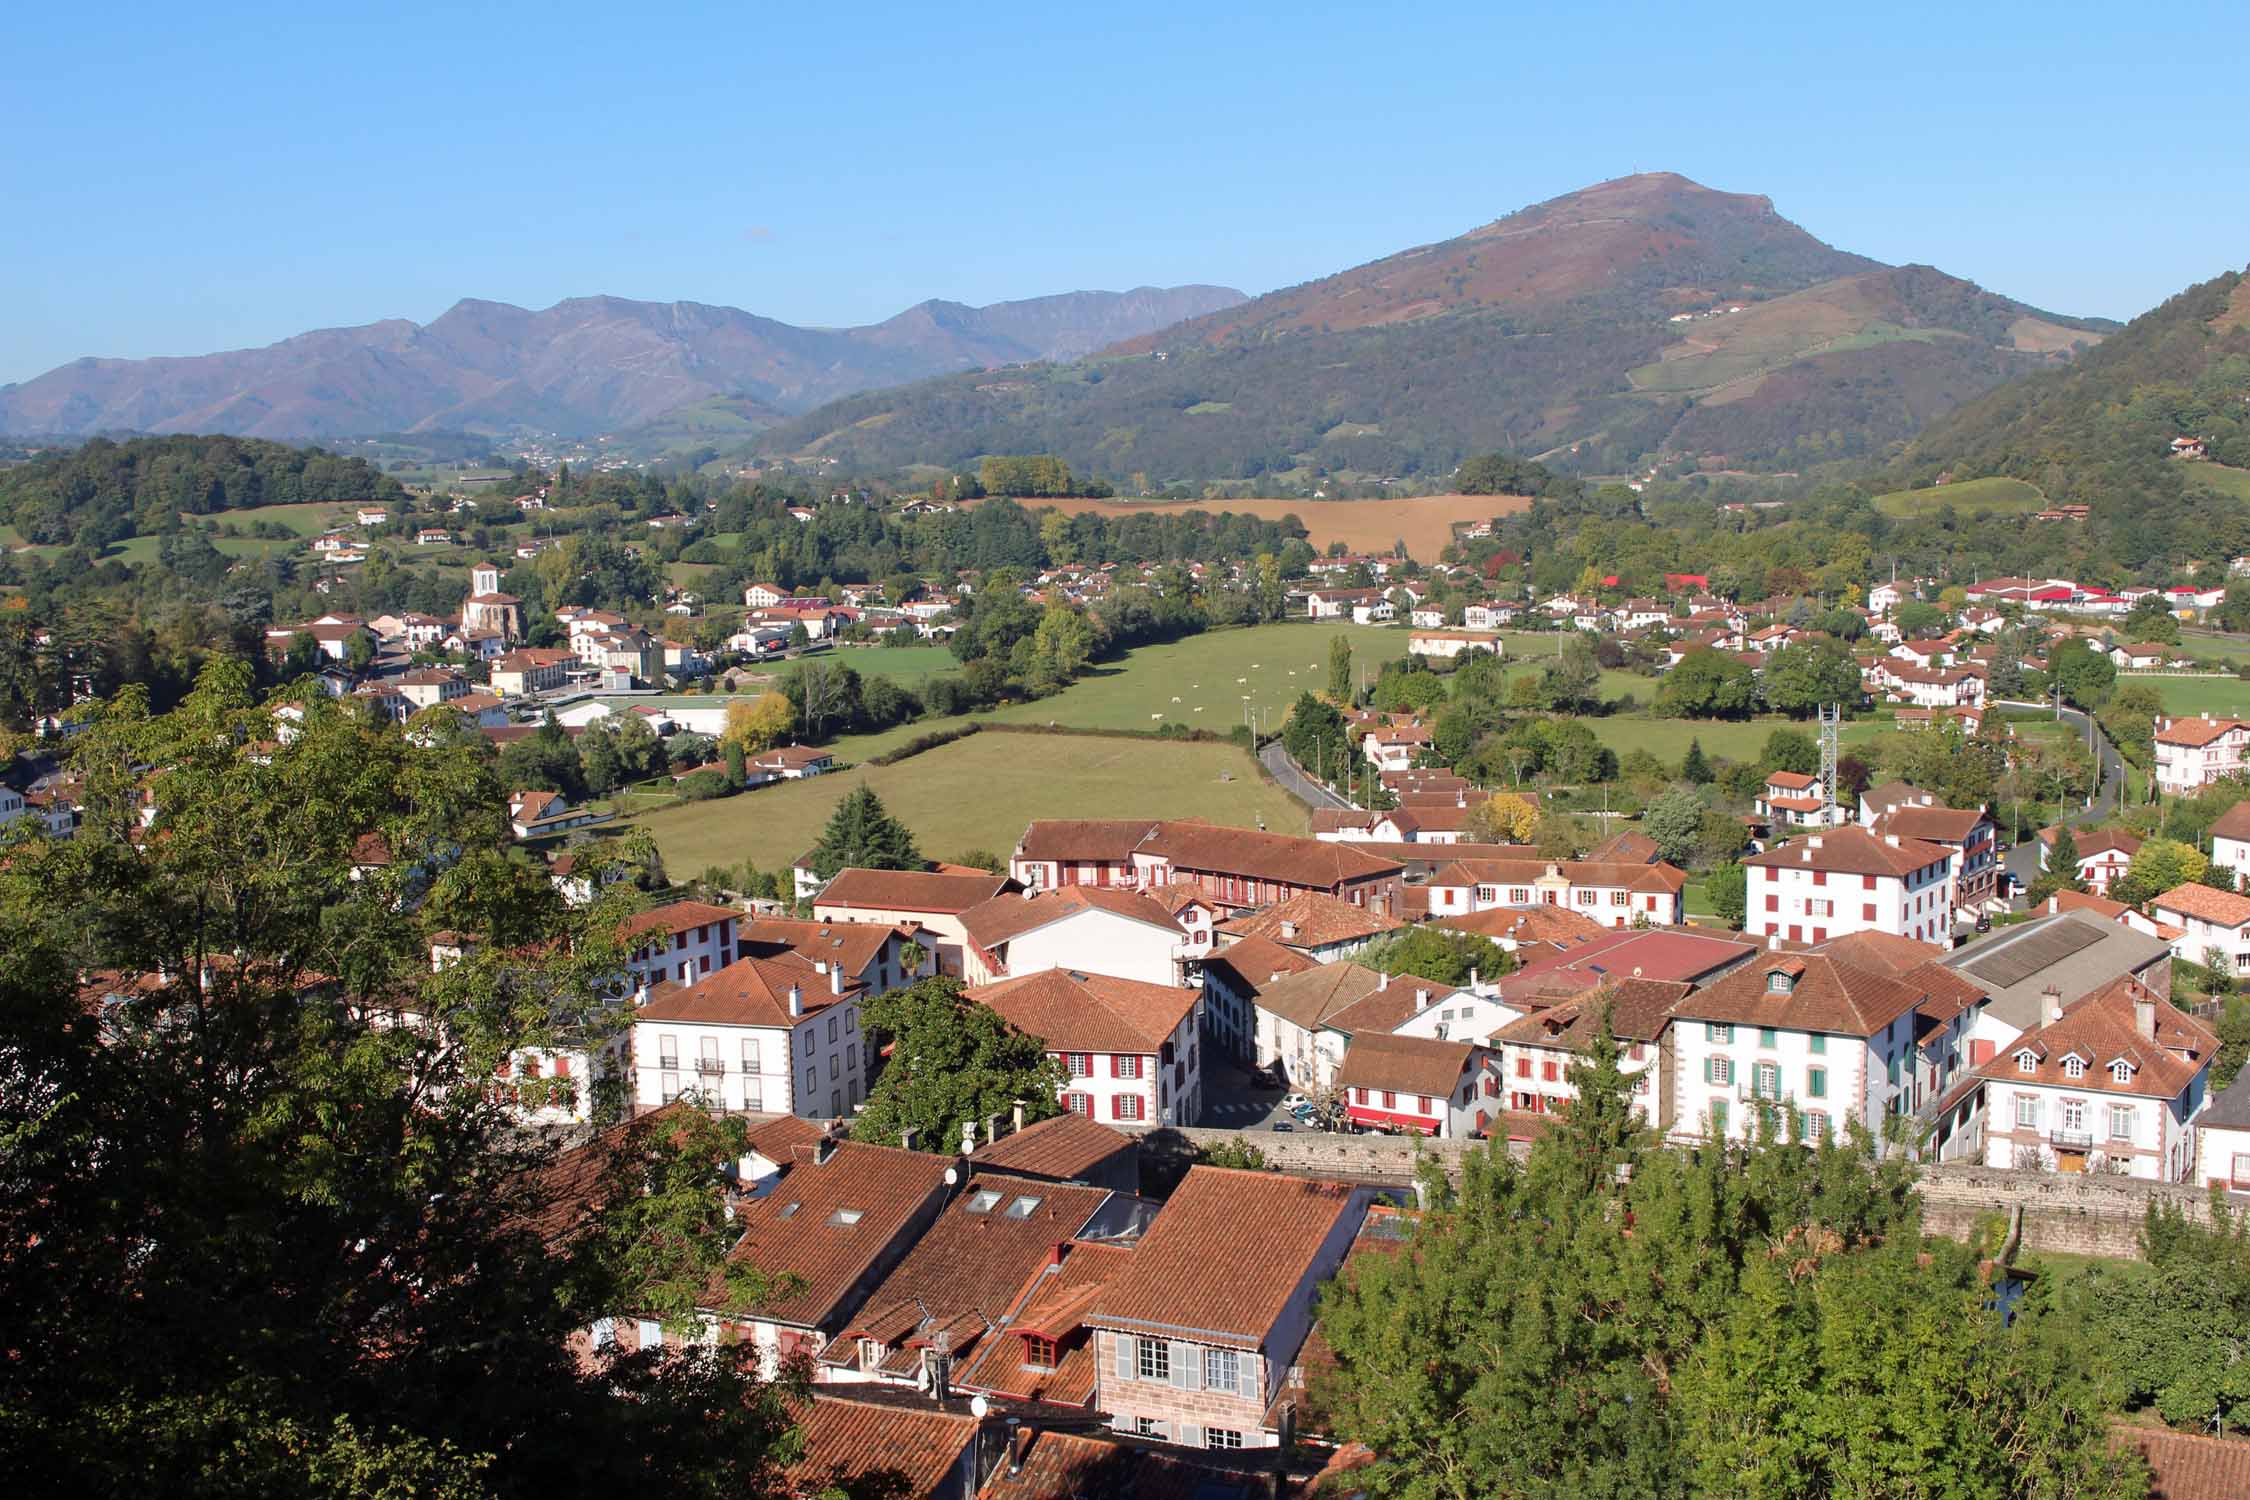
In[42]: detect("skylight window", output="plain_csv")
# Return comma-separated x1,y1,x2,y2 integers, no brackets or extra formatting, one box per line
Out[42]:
1004,1195,1043,1219
964,1190,1003,1214
829,1208,863,1227
777,1202,800,1219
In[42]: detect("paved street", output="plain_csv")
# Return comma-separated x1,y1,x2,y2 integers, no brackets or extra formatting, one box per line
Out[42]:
1991,699,2130,903
1259,738,1351,810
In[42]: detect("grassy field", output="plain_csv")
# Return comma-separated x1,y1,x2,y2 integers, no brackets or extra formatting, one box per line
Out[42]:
629,731,1305,874
186,499,361,536
830,643,970,685
1870,477,2046,518
2188,463,2250,504
2178,629,2250,665
960,493,1530,559
2124,672,2250,717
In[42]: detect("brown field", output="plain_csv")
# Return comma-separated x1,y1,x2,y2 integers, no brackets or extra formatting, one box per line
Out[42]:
968,492,1530,558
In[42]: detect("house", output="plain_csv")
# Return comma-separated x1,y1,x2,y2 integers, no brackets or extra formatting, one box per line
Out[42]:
969,1112,1141,1194
490,648,574,697
2154,714,2250,795
1304,588,1383,620
1743,827,1956,945
2149,882,2250,977
1213,890,1401,963
958,887,1193,987
1490,977,1688,1128
2108,642,2171,670
952,1237,1141,1418
973,1428,1278,1500
1941,908,2174,1048
2210,801,2250,884
815,1175,1133,1387
783,1390,985,1500
507,788,609,840
618,899,741,992
461,562,524,641
1975,976,2214,1180
1667,953,1960,1150
737,916,929,997
813,868,1017,977
2037,825,2141,897
692,1138,958,1373
1407,630,1503,661
744,583,787,608
1246,963,1463,1090
1200,936,1319,1065
1334,1033,1493,1137
1083,1166,1369,1450
749,744,835,779
395,667,470,709
1419,856,1689,928
2194,1068,2250,1198
2042,888,2171,940
967,968,1204,1128
1430,904,1611,954
1493,927,1757,1012
1010,820,1404,916
1754,770,1837,829
1872,801,2000,913
631,954,866,1118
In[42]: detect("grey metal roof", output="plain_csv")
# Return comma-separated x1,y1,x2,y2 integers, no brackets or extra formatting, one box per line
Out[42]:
2198,1068,2250,1133
1941,910,2173,1035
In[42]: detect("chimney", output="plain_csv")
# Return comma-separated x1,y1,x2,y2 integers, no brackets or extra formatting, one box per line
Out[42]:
1269,970,1285,984
902,1127,916,1151
2134,988,2158,1041
983,1113,1000,1144
1012,1099,1026,1134
814,1133,837,1165
1006,1419,1029,1477
1808,835,1823,850
1281,918,1298,942
788,983,803,1018
1379,971,1391,991
1885,834,1900,847
1416,986,1432,1011
1469,966,1480,991
2042,984,2064,1025
831,963,844,996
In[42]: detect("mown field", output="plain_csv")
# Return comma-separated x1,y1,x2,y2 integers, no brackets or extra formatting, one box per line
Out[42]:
1870,477,2046,517
630,730,1305,874
2188,463,2250,504
961,492,1530,559
2124,672,2250,717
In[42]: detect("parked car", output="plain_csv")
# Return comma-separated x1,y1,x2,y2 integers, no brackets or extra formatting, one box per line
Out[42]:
1269,1121,1295,1132
1281,1092,1310,1111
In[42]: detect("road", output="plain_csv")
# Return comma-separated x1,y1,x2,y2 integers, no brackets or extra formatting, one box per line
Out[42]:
1259,738,1352,810
1991,699,2130,899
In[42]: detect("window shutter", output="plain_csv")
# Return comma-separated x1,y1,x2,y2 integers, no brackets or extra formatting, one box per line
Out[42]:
1236,1354,1259,1398
1702,1057,1714,1085
1114,1335,1134,1381
1172,1341,1198,1389
1181,1423,1205,1449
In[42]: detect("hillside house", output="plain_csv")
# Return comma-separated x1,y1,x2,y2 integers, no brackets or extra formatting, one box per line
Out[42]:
1743,827,1955,946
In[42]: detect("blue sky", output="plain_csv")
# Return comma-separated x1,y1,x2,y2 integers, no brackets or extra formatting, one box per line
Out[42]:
5,0,2246,384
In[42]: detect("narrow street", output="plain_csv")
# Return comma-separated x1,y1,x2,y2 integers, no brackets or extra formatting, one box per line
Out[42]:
1258,738,1352,810
1991,699,2130,900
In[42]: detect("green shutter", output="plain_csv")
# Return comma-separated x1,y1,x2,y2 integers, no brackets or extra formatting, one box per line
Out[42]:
1808,1067,1826,1099
1809,1033,1826,1055
1703,1057,1715,1085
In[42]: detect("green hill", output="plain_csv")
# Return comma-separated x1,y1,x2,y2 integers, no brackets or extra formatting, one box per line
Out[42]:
1871,475,2046,517
750,175,2109,487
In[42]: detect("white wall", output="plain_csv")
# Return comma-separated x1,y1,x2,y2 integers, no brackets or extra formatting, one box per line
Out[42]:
633,1000,864,1118
1002,908,1182,987
1747,855,1953,945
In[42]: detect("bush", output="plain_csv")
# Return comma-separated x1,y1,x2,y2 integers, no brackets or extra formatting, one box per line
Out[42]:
675,769,732,801
868,724,982,766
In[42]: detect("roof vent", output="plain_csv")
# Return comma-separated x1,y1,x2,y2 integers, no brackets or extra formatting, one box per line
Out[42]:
1807,836,1823,850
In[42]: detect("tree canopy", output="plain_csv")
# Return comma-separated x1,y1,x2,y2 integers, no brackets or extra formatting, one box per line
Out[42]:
849,977,1066,1151
805,784,924,880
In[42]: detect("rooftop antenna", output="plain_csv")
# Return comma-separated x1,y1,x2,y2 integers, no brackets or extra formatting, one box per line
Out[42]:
1819,704,1841,826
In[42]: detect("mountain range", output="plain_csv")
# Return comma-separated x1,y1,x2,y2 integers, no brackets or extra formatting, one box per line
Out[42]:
0,285,1246,442
754,174,2116,482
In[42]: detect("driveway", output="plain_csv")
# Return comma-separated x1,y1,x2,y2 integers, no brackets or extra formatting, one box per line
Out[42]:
1259,739,1351,810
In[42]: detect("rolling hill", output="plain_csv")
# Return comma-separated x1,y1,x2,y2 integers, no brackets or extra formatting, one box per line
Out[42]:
0,285,1247,442
751,173,2111,484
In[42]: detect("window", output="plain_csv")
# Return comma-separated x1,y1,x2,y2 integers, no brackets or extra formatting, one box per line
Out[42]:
2015,1094,2040,1128
829,1208,863,1227
1707,1023,1733,1043
1510,888,1530,904
699,1036,719,1069
1515,1057,1531,1078
1204,1347,1241,1393
2063,1056,2085,1079
1758,1027,1777,1048
2061,1098,2086,1131
1809,1033,1825,1055
637,1319,663,1350
1807,1066,1827,1100
1705,1056,1733,1087
829,1054,840,1080
2109,1104,2134,1140
1207,1429,1245,1451
827,1016,838,1043
1540,1059,1558,1082
2016,1052,2036,1074
1709,1099,1730,1136
1064,1053,1092,1078
802,1030,814,1055
1862,903,1877,921
1005,1195,1043,1219
1114,1055,1142,1080
803,1069,815,1102
1112,1094,1145,1122
1382,1091,1396,1109
658,1035,679,1069
659,1070,680,1103
965,1189,1003,1213
1754,1062,1780,1099
1137,1339,1171,1382
1765,894,1779,912
1022,1335,1057,1370
1134,1417,1165,1439
2111,1060,2131,1083
1418,1095,1434,1114
1805,1111,1829,1141
1066,1092,1092,1116
741,1038,761,1074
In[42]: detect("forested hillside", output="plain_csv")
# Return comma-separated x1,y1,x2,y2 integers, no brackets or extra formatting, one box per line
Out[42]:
1895,267,2250,566
0,435,405,550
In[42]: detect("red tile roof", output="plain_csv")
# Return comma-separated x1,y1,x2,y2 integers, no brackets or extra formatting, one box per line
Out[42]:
636,953,859,1027
1812,929,1945,976
818,867,1016,914
2209,800,2250,844
1743,825,1950,879
974,1428,1278,1500
960,886,1182,949
1201,935,1320,994
739,916,910,977
619,899,738,940
972,1112,1136,1183
2151,882,2250,929
2114,1425,2250,1500
954,1240,1137,1409
719,1140,955,1329
968,969,1198,1053
1973,975,2216,1100
1333,1032,1480,1096
1216,889,1402,948
784,1390,981,1498
1091,1166,1359,1348
1671,952,1928,1038
1490,978,1690,1047
1429,856,1689,895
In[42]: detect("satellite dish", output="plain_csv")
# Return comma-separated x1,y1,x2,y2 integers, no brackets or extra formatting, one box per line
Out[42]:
943,1166,959,1185
970,1395,989,1418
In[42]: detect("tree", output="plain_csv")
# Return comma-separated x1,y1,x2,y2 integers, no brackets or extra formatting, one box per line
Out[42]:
1541,635,1602,713
851,977,1067,1150
1027,605,1092,691
2114,837,2209,906
343,628,375,675
1464,792,1540,844
805,784,923,879
1641,789,1709,866
721,739,746,790
1655,648,1756,719
1360,926,1511,987
1282,692,1348,779
783,658,860,743
722,692,795,753
2051,638,2118,709
1759,639,1862,718
1327,635,1354,703
1681,738,1712,784
1706,862,1749,928
1761,728,1820,777
0,662,804,1496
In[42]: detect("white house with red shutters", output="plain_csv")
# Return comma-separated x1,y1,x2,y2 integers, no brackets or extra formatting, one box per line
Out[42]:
619,900,740,992
1335,1034,1493,1138
2154,714,2250,795
1743,827,1956,946
966,968,1204,1128
1754,770,1838,829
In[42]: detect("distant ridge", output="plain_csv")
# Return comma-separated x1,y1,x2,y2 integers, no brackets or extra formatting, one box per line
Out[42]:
752,173,2113,483
0,285,1248,441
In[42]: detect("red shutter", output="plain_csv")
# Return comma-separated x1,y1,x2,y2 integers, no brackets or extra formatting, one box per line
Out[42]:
1110,1055,1122,1078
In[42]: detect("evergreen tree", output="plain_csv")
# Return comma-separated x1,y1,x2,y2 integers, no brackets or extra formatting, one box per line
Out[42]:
806,784,923,879
722,738,746,790
1327,634,1354,703
1681,737,1712,784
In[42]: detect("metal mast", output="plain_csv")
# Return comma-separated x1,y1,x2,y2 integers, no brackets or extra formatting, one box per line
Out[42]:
1819,703,1841,826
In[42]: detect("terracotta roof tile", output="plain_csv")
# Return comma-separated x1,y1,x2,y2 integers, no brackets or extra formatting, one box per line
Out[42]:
960,887,1183,950
1490,978,1691,1047
2114,1424,2250,1500
1202,935,1320,994
619,899,738,939
2209,800,2250,844
975,1427,1278,1500
968,969,1197,1053
954,1240,1138,1408
1333,1032,1480,1096
1216,890,1402,948
636,953,859,1027
2151,882,2250,929
739,916,910,976
1813,929,1945,976
1432,906,1611,947
784,1389,982,1498
1671,952,1928,1038
972,1113,1136,1183
720,1140,955,1328
1091,1167,1359,1348
1743,825,1950,879
818,868,1016,914
1973,975,2215,1100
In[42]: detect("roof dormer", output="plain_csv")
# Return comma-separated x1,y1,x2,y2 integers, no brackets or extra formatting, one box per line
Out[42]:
2109,1059,2134,1084
2015,1050,2037,1073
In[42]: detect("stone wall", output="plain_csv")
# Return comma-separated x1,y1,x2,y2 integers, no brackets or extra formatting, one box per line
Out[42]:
1915,1164,2209,1261
1148,1126,1475,1189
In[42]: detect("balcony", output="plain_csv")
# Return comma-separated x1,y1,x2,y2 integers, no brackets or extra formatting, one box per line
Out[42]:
2050,1128,2094,1151
695,1058,727,1076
